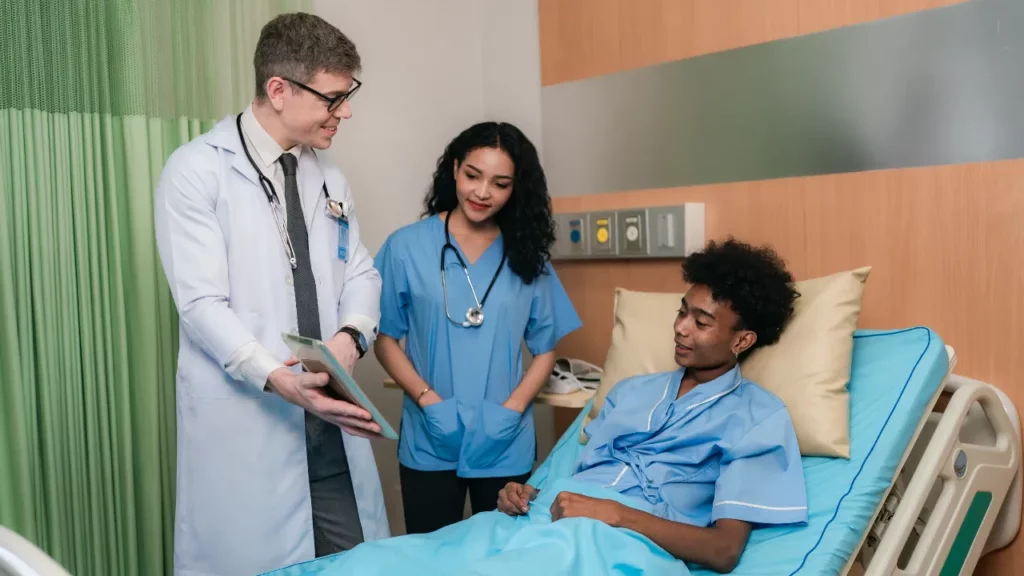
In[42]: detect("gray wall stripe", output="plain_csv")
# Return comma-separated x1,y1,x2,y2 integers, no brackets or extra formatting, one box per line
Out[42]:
541,0,1024,197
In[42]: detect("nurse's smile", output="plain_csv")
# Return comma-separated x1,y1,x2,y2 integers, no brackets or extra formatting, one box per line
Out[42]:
466,199,490,212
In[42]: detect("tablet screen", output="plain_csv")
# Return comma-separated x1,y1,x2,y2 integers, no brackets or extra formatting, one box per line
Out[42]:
281,332,399,440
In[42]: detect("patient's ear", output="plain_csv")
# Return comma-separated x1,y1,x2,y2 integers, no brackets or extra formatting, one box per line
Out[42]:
732,330,757,357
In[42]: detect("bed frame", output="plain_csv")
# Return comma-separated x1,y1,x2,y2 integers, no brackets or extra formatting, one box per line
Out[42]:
0,526,72,576
846,346,1022,575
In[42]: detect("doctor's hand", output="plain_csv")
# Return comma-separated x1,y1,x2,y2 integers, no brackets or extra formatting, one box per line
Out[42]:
268,365,382,439
497,482,539,516
325,332,360,376
550,492,625,527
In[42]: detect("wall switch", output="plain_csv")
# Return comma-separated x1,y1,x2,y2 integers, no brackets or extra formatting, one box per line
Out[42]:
591,212,617,256
617,210,648,256
567,214,588,255
551,212,589,259
648,203,705,258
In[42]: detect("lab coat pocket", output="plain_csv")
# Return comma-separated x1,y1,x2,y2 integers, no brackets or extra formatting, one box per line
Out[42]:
462,402,529,472
422,398,462,462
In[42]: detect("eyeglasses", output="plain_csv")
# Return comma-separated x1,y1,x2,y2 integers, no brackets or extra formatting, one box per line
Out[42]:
284,77,362,112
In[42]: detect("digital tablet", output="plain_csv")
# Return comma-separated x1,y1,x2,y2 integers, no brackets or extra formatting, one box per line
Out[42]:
281,332,399,441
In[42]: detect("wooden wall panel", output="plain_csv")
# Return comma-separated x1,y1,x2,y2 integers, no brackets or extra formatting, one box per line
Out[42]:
539,0,969,85
539,1,1017,571
550,160,1024,573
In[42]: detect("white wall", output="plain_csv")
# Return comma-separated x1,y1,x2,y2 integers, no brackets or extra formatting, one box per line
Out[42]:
312,0,549,536
479,0,544,154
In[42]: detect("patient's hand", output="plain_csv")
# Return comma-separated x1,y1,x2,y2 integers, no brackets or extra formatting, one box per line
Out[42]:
497,482,538,516
550,492,625,527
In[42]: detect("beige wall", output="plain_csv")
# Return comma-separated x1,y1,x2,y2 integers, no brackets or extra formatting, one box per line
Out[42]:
312,0,550,536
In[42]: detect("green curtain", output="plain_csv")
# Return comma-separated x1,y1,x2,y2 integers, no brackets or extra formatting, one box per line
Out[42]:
0,1,308,574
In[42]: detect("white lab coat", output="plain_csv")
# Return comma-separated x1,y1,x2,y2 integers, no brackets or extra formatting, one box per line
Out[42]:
154,115,390,576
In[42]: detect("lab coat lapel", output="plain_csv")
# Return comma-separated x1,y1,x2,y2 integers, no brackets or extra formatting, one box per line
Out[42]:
299,150,326,232
207,115,262,188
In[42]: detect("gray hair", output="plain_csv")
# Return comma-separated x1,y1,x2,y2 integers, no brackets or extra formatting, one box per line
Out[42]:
253,12,361,99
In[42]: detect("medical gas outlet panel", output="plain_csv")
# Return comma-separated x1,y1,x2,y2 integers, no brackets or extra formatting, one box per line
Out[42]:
550,203,705,261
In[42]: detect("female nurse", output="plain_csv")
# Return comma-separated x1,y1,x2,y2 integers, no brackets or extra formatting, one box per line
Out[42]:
374,122,582,534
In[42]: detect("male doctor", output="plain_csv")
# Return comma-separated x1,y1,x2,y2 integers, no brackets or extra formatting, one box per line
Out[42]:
154,13,389,576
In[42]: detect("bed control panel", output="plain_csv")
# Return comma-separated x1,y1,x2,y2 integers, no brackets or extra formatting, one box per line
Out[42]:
551,203,705,260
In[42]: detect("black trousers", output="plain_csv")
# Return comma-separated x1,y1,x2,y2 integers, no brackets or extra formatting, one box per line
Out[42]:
306,411,364,557
399,464,532,535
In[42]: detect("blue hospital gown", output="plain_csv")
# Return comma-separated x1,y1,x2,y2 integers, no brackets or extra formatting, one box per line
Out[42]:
573,366,809,527
376,216,581,478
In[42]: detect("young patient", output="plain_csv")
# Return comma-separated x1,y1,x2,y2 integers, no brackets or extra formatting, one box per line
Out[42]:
498,238,807,574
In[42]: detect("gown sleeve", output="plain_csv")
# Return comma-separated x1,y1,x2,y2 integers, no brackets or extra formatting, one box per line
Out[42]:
710,407,808,526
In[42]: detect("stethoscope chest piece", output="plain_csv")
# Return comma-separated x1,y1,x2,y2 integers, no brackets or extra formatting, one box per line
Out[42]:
464,307,484,328
441,211,506,329
326,198,345,220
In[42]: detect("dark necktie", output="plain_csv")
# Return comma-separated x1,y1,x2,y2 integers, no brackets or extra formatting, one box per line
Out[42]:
278,154,348,481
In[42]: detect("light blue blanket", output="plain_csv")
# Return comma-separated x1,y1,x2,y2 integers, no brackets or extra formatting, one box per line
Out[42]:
268,477,687,576
266,405,692,576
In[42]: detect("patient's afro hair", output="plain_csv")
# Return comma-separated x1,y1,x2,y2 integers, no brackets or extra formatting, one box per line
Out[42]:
682,238,799,357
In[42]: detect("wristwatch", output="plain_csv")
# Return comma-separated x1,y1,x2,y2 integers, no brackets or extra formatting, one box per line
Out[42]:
338,325,368,359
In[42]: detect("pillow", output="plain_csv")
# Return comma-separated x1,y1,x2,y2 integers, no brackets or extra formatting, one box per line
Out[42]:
580,267,871,458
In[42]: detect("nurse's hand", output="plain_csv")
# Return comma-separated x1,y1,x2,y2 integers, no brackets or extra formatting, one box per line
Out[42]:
550,492,625,527
497,482,539,516
417,389,443,409
268,364,383,439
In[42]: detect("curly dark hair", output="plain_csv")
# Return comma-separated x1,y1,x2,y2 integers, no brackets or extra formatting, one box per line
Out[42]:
682,238,800,359
423,122,554,284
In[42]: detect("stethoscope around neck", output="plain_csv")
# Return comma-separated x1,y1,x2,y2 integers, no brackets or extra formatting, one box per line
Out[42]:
441,210,507,328
235,113,345,270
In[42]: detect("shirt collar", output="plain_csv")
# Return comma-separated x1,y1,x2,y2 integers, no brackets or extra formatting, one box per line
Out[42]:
240,104,302,171
675,364,743,411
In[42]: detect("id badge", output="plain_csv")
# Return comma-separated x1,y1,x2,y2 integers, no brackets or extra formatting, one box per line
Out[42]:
337,217,350,261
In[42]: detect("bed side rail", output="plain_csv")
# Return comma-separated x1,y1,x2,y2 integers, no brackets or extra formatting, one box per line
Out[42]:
0,525,73,576
865,379,1020,576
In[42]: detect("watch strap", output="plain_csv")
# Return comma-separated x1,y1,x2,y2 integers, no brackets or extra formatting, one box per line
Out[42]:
338,326,367,359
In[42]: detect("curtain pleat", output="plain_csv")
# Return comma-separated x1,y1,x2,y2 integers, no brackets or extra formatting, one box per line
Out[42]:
1,1,309,574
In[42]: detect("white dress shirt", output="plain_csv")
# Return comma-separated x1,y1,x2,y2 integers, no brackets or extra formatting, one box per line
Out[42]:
225,105,375,388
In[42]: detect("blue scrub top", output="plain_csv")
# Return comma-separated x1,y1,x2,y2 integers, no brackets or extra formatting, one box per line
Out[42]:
573,366,808,527
376,216,582,478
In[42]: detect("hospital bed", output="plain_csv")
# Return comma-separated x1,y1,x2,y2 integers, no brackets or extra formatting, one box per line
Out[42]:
259,327,1021,576
0,329,1019,575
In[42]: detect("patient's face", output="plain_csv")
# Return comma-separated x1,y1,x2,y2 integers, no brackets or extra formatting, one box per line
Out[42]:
673,284,748,371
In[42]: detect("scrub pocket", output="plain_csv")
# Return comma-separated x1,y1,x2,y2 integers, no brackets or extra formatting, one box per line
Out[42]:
421,399,462,462
462,401,530,472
